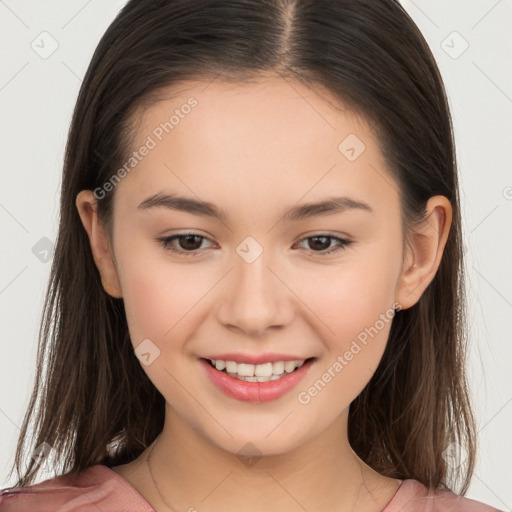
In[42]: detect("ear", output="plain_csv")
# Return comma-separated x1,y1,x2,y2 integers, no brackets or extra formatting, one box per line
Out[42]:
395,195,452,310
75,190,123,298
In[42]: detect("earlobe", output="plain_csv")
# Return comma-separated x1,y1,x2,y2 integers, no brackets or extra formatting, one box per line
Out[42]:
395,196,452,310
75,190,123,299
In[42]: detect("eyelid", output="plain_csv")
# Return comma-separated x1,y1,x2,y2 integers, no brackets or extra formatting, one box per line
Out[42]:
157,232,215,256
294,234,353,255
157,231,353,257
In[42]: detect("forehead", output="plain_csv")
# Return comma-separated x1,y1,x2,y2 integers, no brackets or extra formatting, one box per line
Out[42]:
134,76,362,147
114,76,399,219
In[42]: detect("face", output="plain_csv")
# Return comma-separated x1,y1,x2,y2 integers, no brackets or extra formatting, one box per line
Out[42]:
92,76,409,456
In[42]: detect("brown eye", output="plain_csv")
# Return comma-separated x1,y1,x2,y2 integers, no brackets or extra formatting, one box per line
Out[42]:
157,233,213,256
157,233,352,258
296,235,352,255
306,236,331,251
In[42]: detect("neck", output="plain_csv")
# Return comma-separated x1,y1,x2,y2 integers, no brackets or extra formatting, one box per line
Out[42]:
139,405,399,512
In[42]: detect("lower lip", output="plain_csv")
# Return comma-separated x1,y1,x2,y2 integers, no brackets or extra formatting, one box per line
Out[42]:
200,358,315,403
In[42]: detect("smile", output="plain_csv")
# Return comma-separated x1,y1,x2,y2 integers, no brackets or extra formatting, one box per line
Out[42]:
208,358,306,382
200,357,316,403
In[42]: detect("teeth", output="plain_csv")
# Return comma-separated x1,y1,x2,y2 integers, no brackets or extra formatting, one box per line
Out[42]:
272,361,284,375
209,358,307,382
225,361,238,373
237,363,254,377
255,362,273,377
284,361,297,373
226,372,283,382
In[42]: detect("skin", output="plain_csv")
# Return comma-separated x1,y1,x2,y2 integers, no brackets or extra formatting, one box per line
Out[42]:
76,75,452,512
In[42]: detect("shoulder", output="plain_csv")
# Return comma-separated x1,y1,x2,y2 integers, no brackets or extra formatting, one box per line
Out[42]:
384,478,505,512
0,465,154,512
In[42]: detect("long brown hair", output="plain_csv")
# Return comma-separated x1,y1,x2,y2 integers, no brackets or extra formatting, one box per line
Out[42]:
7,0,476,495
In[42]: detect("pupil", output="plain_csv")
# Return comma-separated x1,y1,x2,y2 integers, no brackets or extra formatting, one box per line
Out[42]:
309,236,329,251
181,235,201,250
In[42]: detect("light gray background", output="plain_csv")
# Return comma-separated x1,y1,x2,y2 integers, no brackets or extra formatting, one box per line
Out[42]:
1,1,511,509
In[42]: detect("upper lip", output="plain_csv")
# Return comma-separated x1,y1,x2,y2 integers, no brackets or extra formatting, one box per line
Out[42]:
202,353,313,365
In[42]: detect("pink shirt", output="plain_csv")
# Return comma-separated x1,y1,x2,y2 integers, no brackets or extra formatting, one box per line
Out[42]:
0,464,503,511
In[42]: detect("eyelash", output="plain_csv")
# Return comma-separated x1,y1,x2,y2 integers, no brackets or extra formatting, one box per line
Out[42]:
157,232,352,257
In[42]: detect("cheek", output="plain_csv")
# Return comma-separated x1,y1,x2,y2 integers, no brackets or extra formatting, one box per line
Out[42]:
296,251,399,341
116,251,211,398
116,246,208,349
293,249,399,393
297,291,395,416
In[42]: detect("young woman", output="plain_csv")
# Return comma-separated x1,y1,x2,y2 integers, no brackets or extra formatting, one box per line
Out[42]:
1,0,502,510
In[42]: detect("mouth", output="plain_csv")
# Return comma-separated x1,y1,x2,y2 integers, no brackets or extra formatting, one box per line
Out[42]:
199,356,316,403
203,357,314,382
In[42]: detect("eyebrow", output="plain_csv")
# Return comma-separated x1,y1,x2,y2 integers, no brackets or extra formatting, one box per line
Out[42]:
137,192,373,222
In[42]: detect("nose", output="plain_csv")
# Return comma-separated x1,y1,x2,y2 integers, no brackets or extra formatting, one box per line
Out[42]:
216,249,294,337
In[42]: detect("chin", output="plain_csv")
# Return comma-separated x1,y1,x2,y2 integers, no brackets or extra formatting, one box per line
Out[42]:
199,418,314,460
